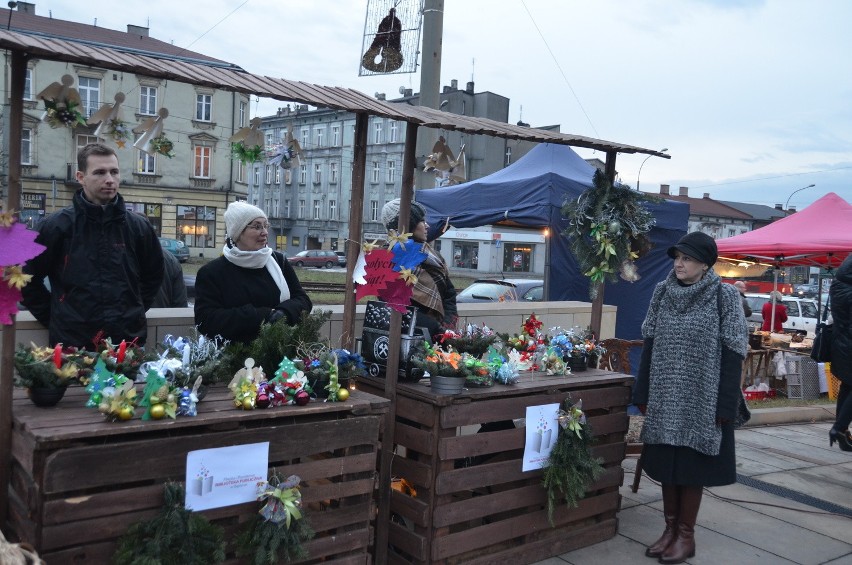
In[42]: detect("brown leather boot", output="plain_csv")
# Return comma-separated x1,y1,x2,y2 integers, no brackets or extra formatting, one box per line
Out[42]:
645,484,679,558
659,485,703,564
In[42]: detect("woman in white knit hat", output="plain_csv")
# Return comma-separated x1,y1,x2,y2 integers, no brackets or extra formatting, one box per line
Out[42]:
194,201,312,343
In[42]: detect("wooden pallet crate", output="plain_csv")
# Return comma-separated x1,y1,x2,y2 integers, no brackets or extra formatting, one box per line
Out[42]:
8,385,389,564
357,369,632,565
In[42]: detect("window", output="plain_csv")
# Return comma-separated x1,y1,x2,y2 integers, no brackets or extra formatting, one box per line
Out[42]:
373,121,383,144
314,163,322,184
386,161,396,183
139,86,157,115
315,128,323,147
176,205,216,248
313,200,321,220
265,132,274,147
389,121,398,143
236,160,245,183
138,150,156,174
301,128,309,148
328,199,337,220
274,167,281,184
193,146,212,178
239,101,247,127
272,199,279,217
505,146,512,166
330,162,338,184
195,93,212,121
125,202,162,235
23,68,33,100
371,161,380,183
78,76,100,118
253,167,260,186
21,128,32,165
298,199,305,218
284,199,291,217
332,126,340,146
728,228,736,237
370,200,379,222
75,135,98,175
265,165,272,184
299,164,307,184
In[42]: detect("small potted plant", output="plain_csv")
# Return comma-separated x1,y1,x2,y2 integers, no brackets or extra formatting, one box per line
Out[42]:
14,343,86,406
437,324,498,359
412,343,483,395
549,327,605,372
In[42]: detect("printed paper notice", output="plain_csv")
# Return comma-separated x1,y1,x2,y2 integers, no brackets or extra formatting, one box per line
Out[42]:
522,403,560,472
185,442,269,511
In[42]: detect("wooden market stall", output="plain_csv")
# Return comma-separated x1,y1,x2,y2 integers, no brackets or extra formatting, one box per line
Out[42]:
357,369,632,565
9,384,390,563
0,26,665,564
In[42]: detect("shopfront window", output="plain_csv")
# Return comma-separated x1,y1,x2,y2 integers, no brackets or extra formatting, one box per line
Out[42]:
452,241,479,269
177,205,216,248
503,243,532,272
125,201,162,236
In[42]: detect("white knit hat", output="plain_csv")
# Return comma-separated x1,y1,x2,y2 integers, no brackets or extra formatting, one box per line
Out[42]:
224,201,267,240
381,198,426,231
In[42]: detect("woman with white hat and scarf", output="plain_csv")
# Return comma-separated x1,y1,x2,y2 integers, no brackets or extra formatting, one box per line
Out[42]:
195,202,312,344
632,231,748,564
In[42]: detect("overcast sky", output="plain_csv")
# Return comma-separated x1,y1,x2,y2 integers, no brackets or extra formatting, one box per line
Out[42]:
38,0,852,210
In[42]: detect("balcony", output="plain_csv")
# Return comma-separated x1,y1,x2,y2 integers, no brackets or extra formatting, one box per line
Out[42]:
190,178,215,189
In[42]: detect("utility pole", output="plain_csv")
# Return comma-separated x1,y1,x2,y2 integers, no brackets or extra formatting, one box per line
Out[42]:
414,0,443,190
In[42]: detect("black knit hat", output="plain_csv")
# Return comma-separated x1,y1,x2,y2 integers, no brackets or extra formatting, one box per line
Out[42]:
667,231,718,266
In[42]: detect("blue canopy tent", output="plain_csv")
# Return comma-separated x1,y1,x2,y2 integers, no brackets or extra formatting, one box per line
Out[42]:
416,143,689,357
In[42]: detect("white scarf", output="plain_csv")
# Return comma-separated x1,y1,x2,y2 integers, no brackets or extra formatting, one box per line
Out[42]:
222,244,290,302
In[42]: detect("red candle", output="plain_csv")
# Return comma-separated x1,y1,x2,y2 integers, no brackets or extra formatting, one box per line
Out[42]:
53,344,62,369
117,340,127,363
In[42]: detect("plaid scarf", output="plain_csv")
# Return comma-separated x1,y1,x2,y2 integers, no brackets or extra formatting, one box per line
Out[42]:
411,243,449,322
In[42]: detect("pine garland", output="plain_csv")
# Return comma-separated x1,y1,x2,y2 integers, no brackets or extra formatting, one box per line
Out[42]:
113,483,226,565
562,170,660,299
232,142,265,165
222,310,332,377
235,514,314,564
542,399,604,525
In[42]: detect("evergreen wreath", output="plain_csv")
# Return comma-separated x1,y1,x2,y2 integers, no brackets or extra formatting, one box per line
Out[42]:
235,473,315,564
232,141,265,165
113,483,226,565
562,170,660,299
542,396,604,525
150,134,175,158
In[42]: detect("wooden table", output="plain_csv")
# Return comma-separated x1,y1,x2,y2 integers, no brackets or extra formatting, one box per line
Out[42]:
7,385,389,564
357,368,633,565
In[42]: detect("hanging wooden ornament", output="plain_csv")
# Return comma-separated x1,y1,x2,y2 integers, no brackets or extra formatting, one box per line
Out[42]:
37,74,86,129
88,92,131,148
133,108,174,158
447,143,467,185
361,7,404,73
229,117,265,164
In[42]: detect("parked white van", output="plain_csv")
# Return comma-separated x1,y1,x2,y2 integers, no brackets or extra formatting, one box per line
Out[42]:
744,293,827,337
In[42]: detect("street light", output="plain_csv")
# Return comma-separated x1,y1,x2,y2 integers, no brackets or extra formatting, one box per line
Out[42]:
784,184,815,210
636,148,668,191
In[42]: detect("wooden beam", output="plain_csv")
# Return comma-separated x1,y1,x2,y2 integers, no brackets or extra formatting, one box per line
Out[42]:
590,151,618,337
341,113,368,350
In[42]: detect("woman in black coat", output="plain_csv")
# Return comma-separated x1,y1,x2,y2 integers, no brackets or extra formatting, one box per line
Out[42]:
195,202,311,344
829,255,852,450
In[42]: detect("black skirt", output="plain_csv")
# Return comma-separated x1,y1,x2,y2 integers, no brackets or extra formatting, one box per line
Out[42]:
641,422,736,487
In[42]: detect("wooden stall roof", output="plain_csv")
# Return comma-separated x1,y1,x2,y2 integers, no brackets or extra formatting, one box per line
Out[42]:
0,28,669,158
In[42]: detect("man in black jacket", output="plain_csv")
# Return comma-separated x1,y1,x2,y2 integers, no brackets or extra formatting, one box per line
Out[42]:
22,143,164,348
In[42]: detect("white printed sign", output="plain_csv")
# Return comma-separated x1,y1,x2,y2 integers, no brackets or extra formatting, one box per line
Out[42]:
522,403,560,472
185,442,269,511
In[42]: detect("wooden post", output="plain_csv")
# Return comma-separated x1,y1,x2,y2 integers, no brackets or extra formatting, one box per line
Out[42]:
373,122,419,564
341,113,368,350
1,49,28,528
590,151,618,338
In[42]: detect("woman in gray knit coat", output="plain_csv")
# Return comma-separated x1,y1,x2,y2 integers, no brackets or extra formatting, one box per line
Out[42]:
632,231,748,564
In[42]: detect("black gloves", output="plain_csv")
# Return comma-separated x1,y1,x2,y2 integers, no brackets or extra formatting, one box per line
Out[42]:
265,308,286,325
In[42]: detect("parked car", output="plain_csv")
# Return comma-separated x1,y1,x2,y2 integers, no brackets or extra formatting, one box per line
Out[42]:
745,293,827,337
794,283,819,297
335,251,346,267
286,250,339,268
159,237,189,263
456,278,544,303
183,275,195,301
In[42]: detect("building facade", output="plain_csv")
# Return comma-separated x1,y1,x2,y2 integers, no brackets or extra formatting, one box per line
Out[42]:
2,2,250,259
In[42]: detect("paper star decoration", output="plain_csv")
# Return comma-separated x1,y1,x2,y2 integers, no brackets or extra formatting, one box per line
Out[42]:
362,238,381,253
355,248,397,301
398,268,418,286
391,240,427,272
386,229,413,251
378,278,414,313
353,251,368,285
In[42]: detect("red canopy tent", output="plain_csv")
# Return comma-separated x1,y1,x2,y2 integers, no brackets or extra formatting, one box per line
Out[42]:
717,192,852,329
717,192,852,269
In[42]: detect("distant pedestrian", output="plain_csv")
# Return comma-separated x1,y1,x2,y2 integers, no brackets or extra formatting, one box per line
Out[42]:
734,281,752,317
829,255,852,451
761,290,787,332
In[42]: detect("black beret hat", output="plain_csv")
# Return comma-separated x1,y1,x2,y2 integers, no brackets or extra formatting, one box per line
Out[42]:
667,231,718,266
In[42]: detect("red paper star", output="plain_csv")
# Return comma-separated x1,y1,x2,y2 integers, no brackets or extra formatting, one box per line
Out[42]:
378,279,414,313
355,248,397,301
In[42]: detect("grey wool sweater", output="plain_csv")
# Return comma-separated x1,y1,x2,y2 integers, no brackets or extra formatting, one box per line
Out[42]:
638,270,748,456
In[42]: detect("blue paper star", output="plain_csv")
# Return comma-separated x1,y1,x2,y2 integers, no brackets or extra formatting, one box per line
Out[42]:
391,241,427,272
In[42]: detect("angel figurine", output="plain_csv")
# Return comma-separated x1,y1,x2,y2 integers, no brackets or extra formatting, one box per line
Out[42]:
424,137,466,187
88,92,130,147
229,116,264,148
37,74,86,128
133,107,172,157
